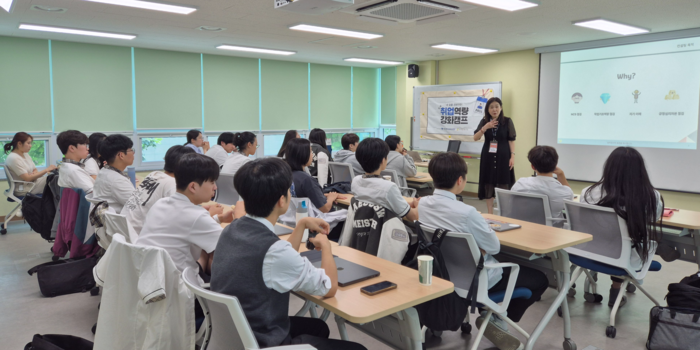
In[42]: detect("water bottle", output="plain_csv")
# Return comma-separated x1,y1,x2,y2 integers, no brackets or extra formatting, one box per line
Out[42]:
296,200,309,242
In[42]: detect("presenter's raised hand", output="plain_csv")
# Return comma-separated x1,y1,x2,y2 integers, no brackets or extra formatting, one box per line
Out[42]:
482,120,498,132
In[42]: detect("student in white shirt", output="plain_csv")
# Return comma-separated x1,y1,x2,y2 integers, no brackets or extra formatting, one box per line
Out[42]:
83,132,106,179
211,158,366,350
220,131,256,175
579,147,664,307
183,129,209,155
3,132,56,196
91,134,135,214
205,132,236,167
419,152,548,350
333,133,364,177
384,135,417,181
123,145,196,234
56,130,94,193
137,153,234,275
352,138,419,221
276,129,300,158
511,145,573,227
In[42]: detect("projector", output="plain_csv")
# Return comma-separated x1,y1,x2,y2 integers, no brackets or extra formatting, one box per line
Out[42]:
275,0,355,15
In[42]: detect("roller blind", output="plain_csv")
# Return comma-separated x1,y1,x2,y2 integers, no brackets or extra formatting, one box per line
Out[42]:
52,41,132,132
381,66,397,125
261,60,308,131
202,54,259,132
352,67,378,128
310,64,350,129
134,48,201,130
0,37,51,132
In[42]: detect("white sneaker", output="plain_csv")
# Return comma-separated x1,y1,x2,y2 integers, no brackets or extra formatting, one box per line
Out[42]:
16,209,23,218
476,316,523,350
480,311,508,332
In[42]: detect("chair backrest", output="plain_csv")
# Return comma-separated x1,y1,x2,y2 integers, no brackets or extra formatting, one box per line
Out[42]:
380,169,408,187
495,188,551,226
328,162,354,183
215,173,239,206
181,267,258,350
563,200,628,263
104,212,138,244
3,166,16,196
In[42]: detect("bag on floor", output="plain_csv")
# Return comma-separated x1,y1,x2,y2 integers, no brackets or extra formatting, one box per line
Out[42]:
24,334,93,350
22,172,58,241
27,257,97,297
647,306,700,350
666,273,700,310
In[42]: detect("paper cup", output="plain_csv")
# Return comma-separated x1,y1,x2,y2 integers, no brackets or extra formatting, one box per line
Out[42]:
418,255,434,286
383,175,392,181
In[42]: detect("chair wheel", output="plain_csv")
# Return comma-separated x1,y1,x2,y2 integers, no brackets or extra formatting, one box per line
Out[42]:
626,284,637,293
563,339,577,350
567,287,576,298
584,292,603,303
572,283,576,288
1,224,6,235
557,307,563,318
461,322,472,334
90,287,100,296
430,329,442,337
605,326,616,338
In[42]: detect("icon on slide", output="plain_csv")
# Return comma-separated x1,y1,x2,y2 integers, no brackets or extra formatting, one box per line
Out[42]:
632,90,641,103
665,90,680,100
571,93,583,104
600,93,611,104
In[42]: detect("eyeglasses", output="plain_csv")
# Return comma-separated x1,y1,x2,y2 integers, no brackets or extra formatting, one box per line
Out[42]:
121,148,135,154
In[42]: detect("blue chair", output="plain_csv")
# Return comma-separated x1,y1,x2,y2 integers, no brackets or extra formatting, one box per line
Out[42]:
2,166,36,234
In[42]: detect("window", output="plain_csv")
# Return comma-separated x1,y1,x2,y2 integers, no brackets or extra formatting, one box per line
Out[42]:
383,128,396,138
327,131,375,156
263,134,285,157
0,140,48,167
141,137,187,162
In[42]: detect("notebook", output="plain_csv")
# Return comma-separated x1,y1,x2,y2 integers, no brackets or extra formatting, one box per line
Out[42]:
301,250,380,287
486,219,522,232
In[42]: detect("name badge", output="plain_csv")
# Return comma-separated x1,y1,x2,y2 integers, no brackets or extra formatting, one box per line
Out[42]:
489,141,498,153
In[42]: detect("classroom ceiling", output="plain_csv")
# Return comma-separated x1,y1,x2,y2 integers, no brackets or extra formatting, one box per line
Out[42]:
1,0,700,67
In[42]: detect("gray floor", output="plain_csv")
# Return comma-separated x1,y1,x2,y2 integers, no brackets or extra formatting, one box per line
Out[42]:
1,197,697,349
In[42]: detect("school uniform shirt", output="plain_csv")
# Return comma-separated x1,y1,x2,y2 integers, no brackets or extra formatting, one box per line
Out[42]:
184,143,203,154
418,189,503,288
385,151,417,181
580,185,663,271
136,192,222,273
511,176,574,227
83,157,101,177
205,144,229,167
351,175,411,217
220,152,251,175
291,170,327,210
57,160,95,194
333,150,365,177
92,166,135,214
4,152,46,196
122,171,177,234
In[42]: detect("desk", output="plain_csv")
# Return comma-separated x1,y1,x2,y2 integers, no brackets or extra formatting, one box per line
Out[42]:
482,214,592,350
415,161,429,168
660,209,700,268
406,172,432,184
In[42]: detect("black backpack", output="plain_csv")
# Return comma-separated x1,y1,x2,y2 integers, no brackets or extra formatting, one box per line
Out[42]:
323,181,352,194
666,273,700,310
25,334,93,350
22,172,58,241
27,257,98,297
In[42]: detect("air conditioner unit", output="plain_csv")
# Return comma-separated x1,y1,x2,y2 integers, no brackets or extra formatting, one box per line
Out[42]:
275,0,355,15
341,0,471,24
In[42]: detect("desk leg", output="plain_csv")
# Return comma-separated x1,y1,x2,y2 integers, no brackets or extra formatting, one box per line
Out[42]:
525,250,575,350
335,314,350,341
692,229,700,268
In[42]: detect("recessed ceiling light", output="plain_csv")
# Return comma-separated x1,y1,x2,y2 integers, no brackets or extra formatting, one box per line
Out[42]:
290,24,383,40
457,0,538,11
31,5,67,12
431,43,498,53
19,24,136,40
216,45,296,56
197,26,226,32
0,0,14,12
344,58,403,65
84,0,196,15
573,19,649,36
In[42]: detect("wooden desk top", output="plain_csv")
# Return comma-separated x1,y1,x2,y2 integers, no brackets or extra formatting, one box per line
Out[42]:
415,161,430,168
406,171,432,183
335,194,414,207
662,209,700,230
482,214,593,255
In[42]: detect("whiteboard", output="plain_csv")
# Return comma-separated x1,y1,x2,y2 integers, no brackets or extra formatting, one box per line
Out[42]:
411,82,502,154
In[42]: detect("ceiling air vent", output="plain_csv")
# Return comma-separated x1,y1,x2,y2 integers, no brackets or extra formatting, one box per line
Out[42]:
349,0,468,24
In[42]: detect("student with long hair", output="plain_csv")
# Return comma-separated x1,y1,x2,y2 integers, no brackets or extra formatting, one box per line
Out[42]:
276,129,299,158
580,147,664,307
221,132,257,175
285,138,339,214
307,128,332,185
3,132,56,196
184,129,209,155
84,133,106,179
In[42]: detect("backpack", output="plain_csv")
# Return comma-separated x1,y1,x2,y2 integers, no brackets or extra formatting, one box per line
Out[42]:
27,257,98,297
22,172,58,241
666,273,700,310
408,222,483,332
646,273,700,349
24,334,93,350
323,181,352,194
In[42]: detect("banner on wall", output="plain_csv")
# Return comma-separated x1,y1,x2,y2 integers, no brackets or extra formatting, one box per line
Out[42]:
419,89,494,141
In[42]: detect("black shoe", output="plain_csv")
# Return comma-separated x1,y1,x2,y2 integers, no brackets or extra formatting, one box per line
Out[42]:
608,287,627,308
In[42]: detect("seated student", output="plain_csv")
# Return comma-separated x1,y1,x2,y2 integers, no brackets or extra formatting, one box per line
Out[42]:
285,138,340,213
211,158,366,350
333,133,364,177
276,129,300,158
419,152,548,350
137,153,234,276
83,133,106,179
220,132,256,175
352,138,419,221
3,132,56,196
123,145,195,234
511,145,573,227
205,132,236,167
384,135,417,181
91,134,136,214
308,128,332,184
184,129,209,155
580,147,664,307
57,130,95,193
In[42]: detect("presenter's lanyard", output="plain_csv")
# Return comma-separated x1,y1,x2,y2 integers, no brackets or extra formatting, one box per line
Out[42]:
491,124,498,139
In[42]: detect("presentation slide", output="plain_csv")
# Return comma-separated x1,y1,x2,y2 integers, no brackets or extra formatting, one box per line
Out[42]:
557,37,700,150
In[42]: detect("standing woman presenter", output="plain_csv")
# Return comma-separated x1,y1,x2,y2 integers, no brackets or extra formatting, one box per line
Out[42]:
473,97,516,214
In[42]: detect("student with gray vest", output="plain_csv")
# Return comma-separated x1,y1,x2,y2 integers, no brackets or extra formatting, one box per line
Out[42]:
210,158,367,350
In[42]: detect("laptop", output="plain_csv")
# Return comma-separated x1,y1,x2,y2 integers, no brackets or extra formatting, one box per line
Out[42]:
301,250,380,287
486,219,522,232
274,224,294,236
407,151,424,163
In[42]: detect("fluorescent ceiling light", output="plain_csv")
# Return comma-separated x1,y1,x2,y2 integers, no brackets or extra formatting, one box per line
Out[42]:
573,19,649,36
431,44,498,53
344,58,403,65
85,0,196,15
458,0,538,11
19,24,136,40
0,0,14,12
290,24,382,40
217,45,296,56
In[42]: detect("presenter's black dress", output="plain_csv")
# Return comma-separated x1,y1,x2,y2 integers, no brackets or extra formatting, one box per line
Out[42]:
475,116,516,200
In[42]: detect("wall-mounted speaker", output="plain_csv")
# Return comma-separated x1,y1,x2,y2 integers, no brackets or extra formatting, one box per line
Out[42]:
408,64,419,78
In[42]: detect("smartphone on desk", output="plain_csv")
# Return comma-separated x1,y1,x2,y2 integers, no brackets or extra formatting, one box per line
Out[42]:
361,281,397,296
